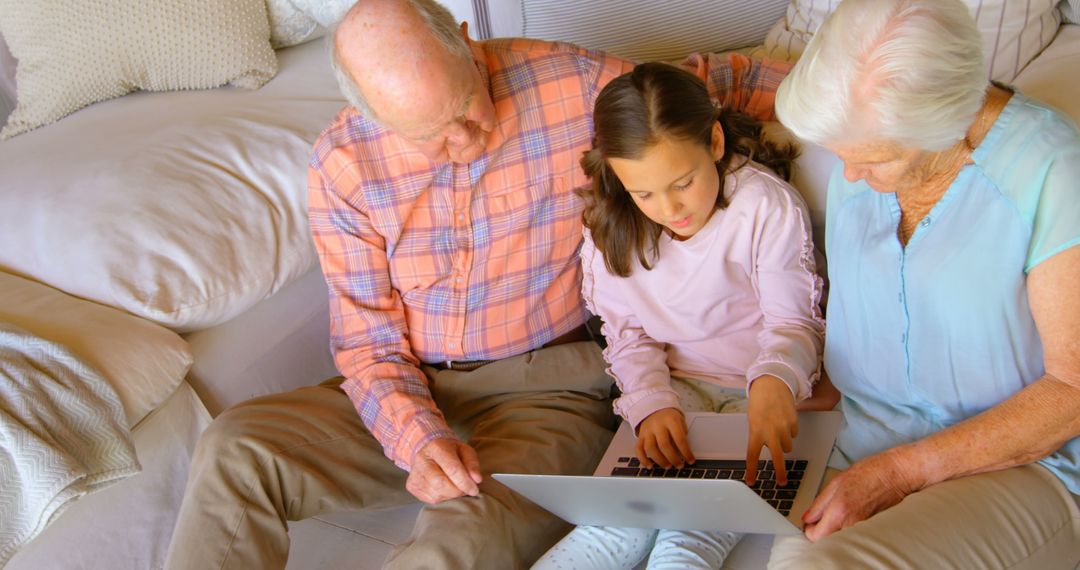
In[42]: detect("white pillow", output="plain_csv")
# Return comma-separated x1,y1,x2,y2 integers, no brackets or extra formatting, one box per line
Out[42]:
0,32,15,125
0,40,345,332
0,273,193,429
0,0,278,139
1062,0,1080,24
266,0,354,48
760,0,1062,82
518,0,789,62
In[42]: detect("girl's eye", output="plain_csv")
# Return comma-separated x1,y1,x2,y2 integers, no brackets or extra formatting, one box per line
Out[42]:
634,193,651,201
675,178,693,190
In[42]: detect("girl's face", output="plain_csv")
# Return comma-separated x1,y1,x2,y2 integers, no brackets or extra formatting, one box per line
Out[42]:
608,122,725,240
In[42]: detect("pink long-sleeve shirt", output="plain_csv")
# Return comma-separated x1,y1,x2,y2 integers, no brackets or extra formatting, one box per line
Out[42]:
580,163,825,429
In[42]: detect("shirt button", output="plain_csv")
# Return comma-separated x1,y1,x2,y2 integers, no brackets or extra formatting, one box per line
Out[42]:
448,342,457,349
900,333,906,343
920,217,931,227
456,213,465,222
455,276,463,284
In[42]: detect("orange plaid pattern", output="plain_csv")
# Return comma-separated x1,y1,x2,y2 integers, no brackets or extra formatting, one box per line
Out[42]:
308,38,791,469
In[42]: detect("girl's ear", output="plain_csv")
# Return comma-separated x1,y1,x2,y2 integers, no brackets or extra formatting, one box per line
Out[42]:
710,120,725,161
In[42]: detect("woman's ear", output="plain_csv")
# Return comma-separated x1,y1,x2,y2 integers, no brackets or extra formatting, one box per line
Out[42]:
710,120,725,160
459,21,471,43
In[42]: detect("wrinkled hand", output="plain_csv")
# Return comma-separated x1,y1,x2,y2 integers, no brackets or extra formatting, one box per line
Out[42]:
802,448,921,541
746,375,798,486
406,437,483,504
636,407,695,469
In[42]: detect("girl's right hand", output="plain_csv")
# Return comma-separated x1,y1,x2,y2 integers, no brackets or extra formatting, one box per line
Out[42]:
636,407,695,469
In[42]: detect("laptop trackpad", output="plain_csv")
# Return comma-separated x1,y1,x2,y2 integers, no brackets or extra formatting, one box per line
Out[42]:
687,414,750,456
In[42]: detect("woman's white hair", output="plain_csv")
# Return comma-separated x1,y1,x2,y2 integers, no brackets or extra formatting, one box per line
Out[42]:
776,0,987,151
329,0,472,121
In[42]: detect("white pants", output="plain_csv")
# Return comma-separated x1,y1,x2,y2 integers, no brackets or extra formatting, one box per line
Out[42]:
532,378,747,570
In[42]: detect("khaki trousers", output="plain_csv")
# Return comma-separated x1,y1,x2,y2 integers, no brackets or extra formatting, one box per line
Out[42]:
768,464,1080,569
164,341,617,570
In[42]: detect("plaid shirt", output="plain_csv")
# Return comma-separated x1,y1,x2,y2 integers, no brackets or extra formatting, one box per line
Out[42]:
308,38,790,470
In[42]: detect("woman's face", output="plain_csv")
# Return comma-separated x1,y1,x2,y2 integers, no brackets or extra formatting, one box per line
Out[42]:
607,123,725,240
826,140,937,194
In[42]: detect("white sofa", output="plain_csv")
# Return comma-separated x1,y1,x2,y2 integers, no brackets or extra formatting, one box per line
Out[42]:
1,1,1077,569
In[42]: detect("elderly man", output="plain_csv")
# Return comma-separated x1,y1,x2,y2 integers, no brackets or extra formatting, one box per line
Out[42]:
165,0,791,568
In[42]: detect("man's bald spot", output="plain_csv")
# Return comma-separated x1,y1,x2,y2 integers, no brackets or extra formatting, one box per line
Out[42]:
335,0,466,122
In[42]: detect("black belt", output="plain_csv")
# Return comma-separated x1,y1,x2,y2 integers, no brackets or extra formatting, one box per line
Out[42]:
430,323,594,371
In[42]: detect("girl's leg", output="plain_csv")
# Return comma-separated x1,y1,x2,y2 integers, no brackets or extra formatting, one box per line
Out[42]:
646,529,742,570
531,525,658,570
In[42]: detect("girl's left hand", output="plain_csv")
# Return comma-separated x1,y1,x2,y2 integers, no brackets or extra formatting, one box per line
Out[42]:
746,375,798,485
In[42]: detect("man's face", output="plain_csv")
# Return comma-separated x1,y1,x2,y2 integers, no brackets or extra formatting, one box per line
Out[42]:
387,58,496,164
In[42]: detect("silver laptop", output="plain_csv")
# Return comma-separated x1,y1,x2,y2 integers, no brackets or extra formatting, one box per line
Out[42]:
494,411,841,535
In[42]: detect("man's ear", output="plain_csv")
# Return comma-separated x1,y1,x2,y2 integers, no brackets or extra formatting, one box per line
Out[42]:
711,120,725,160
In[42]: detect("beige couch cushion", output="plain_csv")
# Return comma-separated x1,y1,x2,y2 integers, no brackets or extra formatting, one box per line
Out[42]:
0,0,277,138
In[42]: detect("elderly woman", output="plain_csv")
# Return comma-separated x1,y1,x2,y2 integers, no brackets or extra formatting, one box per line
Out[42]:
769,0,1080,567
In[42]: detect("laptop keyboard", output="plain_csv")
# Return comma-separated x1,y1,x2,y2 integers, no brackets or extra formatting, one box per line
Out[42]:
609,458,806,517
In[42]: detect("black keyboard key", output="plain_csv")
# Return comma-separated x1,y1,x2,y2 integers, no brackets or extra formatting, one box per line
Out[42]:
776,481,800,490
651,468,666,478
794,460,808,470
776,490,797,500
767,499,780,508
716,469,733,479
785,459,794,470
760,470,774,481
789,470,804,480
691,460,746,470
677,468,693,478
704,469,719,479
628,458,641,467
611,467,639,477
761,489,776,499
690,469,705,478
663,468,680,478
762,480,776,490
617,457,631,463
732,470,745,479
779,509,791,516
750,479,763,489
779,500,794,511
637,468,652,477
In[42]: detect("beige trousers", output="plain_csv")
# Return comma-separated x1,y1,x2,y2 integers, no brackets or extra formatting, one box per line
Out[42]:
164,341,617,570
768,463,1080,569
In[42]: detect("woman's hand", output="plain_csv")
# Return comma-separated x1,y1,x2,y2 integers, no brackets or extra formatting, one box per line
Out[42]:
746,375,798,485
796,371,841,412
801,446,923,542
636,407,694,469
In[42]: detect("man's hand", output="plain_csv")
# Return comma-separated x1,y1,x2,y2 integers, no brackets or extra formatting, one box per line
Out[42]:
801,447,921,541
636,407,695,469
405,438,483,504
745,375,798,486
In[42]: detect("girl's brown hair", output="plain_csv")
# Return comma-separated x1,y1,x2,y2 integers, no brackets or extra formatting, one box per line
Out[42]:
581,62,798,277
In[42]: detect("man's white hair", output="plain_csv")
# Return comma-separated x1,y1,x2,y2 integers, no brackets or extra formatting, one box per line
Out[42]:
776,0,986,151
329,0,472,121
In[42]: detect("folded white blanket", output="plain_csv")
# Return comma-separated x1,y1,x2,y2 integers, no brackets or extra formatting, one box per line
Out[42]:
0,322,140,566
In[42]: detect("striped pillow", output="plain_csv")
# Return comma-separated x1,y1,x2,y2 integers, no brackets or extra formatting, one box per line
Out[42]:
759,0,1061,82
519,0,789,62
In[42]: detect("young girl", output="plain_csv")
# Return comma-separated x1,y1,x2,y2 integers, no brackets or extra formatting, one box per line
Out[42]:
532,62,834,569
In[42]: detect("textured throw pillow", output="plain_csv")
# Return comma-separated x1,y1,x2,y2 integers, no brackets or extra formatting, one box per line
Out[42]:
0,272,193,429
266,0,354,48
0,0,278,139
760,0,1061,82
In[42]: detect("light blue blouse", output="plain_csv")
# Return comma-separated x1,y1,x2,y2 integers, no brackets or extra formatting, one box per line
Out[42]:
823,92,1080,494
